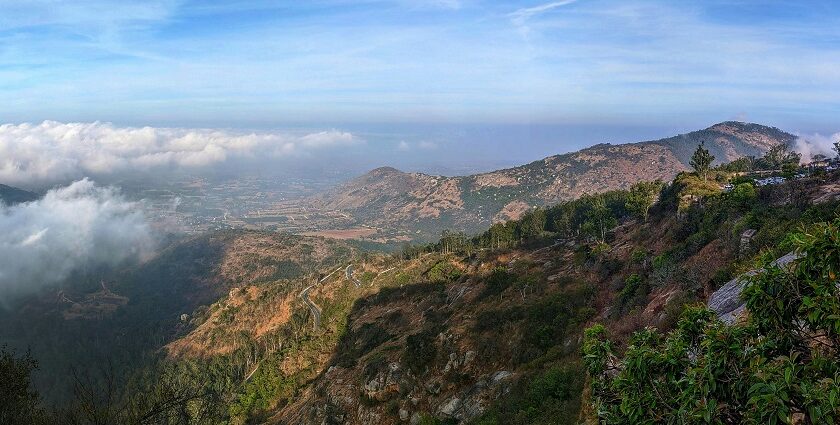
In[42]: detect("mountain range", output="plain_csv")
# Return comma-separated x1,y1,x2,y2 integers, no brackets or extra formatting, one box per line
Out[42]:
309,121,795,240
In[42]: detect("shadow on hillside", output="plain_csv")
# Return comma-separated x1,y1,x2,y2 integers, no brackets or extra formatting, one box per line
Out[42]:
315,280,452,383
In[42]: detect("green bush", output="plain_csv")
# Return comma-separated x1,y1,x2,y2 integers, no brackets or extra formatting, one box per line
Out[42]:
426,261,461,283
481,267,516,298
583,219,840,424
618,273,643,304
474,363,584,425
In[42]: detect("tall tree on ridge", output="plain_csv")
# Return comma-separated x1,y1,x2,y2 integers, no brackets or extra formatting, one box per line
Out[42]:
690,142,715,181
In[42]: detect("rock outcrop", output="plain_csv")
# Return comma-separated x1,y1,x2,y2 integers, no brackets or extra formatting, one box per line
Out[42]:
708,251,800,323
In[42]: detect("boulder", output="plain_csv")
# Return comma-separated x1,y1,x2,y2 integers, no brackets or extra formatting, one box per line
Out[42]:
438,397,462,417
491,370,511,384
708,251,799,324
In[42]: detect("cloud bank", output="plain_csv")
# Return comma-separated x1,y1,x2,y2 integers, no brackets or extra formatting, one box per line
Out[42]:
0,121,360,188
0,179,155,300
794,132,840,162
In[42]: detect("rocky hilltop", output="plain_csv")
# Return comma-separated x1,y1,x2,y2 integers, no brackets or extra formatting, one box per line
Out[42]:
310,122,795,239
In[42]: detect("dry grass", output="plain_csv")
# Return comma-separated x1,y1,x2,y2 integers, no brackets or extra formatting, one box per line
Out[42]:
300,227,377,240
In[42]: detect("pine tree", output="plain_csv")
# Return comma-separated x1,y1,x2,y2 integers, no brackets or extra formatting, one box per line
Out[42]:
690,142,715,181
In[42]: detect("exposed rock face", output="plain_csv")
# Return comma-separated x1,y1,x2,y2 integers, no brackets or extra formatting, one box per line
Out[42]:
708,251,800,323
309,122,796,240
739,229,757,256
437,397,461,417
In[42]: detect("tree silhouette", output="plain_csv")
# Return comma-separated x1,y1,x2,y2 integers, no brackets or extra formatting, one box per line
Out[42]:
0,346,45,425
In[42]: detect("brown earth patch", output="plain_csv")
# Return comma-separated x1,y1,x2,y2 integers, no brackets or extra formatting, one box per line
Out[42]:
300,228,378,240
473,172,520,188
493,200,531,223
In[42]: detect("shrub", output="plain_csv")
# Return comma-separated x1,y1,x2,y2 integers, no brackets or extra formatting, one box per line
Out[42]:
481,267,516,298
583,219,840,424
426,261,461,283
403,328,437,375
630,248,649,265
474,363,585,425
618,274,643,305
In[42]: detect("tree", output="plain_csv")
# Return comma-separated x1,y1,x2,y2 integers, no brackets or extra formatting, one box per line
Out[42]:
718,156,754,172
728,182,756,210
518,208,547,241
758,144,801,170
689,142,715,181
582,197,617,242
625,180,662,222
834,140,840,159
0,346,45,425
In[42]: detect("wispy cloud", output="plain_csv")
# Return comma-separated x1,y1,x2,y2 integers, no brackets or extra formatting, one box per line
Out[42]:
509,0,579,26
0,0,178,31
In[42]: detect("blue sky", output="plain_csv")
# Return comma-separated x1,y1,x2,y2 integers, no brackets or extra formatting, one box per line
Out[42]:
1,0,839,170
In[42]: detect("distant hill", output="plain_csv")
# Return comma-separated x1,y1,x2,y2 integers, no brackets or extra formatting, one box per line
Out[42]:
0,184,39,205
309,121,796,240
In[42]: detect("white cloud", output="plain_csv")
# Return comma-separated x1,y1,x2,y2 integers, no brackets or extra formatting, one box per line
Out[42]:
794,132,840,162
0,179,155,300
418,141,438,150
0,121,360,187
396,140,411,151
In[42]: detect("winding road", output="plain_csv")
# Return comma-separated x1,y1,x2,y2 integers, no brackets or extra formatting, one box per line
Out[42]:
345,264,362,287
299,283,322,330
371,267,396,283
299,267,342,330
299,262,400,330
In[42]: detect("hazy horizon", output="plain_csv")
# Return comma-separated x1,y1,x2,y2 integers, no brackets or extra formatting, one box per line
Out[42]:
4,0,840,189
